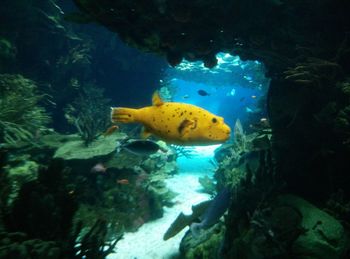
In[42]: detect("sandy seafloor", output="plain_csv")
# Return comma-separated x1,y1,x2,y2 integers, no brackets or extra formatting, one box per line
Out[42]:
107,146,218,259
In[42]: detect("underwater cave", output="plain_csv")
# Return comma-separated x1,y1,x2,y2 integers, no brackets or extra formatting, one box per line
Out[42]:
1,0,350,258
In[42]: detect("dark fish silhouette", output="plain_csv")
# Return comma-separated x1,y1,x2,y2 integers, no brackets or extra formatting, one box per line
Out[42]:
190,187,232,237
197,90,210,96
122,139,161,156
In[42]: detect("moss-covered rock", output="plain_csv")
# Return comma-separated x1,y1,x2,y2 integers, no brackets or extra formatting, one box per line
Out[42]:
276,195,348,259
4,158,39,206
0,74,51,147
0,232,61,259
180,223,225,259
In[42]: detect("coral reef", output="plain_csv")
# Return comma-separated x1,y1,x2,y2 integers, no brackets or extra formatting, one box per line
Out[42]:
53,135,179,234
0,159,123,258
0,74,51,147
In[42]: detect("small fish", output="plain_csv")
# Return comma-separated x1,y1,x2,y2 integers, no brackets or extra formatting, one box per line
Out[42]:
117,179,129,185
190,187,232,237
182,94,189,99
91,163,107,173
245,107,254,113
122,139,161,156
251,95,257,99
111,91,231,145
226,88,236,96
197,89,210,96
103,125,119,136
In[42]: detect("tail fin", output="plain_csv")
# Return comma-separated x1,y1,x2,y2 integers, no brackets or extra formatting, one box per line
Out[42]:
111,107,138,123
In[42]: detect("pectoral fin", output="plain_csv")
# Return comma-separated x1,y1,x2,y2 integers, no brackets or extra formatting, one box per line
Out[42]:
178,119,197,135
141,126,152,139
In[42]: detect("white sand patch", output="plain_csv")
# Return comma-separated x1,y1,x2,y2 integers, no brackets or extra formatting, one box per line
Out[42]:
108,154,215,259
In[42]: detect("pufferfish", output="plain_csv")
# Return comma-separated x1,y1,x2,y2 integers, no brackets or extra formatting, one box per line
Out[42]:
111,92,231,146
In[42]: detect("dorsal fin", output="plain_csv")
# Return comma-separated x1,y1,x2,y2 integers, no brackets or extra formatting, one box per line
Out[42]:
152,91,164,106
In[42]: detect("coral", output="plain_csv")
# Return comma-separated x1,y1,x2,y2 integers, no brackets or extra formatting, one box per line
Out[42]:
0,38,15,60
67,219,122,258
54,133,127,160
276,195,347,259
64,84,111,145
233,119,246,152
283,58,342,87
0,74,51,146
0,232,60,259
3,159,77,241
58,43,92,67
324,189,350,229
180,223,225,259
170,145,198,159
4,157,39,206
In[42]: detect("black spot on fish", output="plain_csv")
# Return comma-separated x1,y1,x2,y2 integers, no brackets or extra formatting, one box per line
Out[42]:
189,112,192,115
128,114,131,117
180,112,183,116
167,130,170,133
172,115,175,117
212,117,217,123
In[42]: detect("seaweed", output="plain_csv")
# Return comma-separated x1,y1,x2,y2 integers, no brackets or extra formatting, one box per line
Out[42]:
66,219,122,258
64,84,111,146
0,74,51,147
170,145,198,159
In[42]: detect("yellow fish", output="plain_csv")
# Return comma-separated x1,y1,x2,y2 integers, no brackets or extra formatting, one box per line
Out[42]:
111,92,231,145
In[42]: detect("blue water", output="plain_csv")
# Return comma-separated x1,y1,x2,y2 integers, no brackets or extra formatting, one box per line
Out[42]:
171,78,264,131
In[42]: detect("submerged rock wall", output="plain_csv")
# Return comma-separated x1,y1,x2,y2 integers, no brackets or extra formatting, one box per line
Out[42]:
71,0,350,257
73,0,350,202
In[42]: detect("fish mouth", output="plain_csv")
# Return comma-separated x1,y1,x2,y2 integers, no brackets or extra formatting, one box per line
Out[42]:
224,125,231,139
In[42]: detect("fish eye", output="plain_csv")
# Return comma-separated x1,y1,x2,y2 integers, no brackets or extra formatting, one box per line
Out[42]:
212,118,217,123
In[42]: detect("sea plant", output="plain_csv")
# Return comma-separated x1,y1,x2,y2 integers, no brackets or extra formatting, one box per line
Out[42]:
170,145,198,158
0,74,51,146
64,84,111,145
